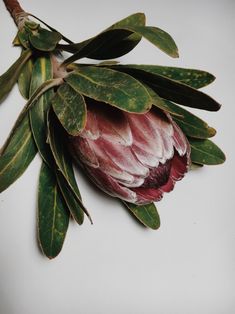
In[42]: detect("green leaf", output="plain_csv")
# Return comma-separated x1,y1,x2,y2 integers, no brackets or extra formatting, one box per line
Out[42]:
18,54,33,99
38,162,69,259
189,138,226,165
161,100,216,139
60,13,145,61
123,202,160,230
116,25,178,58
143,85,182,117
52,83,87,136
65,66,152,113
120,65,215,89
112,65,221,111
0,49,32,103
0,114,37,192
18,28,30,48
28,13,73,44
56,171,84,225
29,28,62,51
7,78,63,148
47,110,92,223
109,12,146,28
29,55,54,163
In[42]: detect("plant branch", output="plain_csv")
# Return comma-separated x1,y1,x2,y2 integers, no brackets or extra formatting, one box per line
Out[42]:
3,0,27,27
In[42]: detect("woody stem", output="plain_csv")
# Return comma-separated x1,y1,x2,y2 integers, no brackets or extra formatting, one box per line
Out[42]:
3,0,26,26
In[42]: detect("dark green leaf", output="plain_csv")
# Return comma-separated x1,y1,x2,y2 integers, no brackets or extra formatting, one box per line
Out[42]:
0,49,32,103
56,171,84,225
18,54,33,99
112,66,221,111
38,162,69,259
47,110,92,223
29,28,62,51
60,13,145,61
123,202,160,230
162,100,216,139
0,114,37,192
52,83,87,136
65,66,152,113
143,85,182,117
189,138,226,165
87,13,146,60
116,25,178,58
120,65,215,89
29,55,54,163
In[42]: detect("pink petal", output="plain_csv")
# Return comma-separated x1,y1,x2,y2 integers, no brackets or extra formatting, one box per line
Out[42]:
172,121,188,156
85,166,137,203
170,153,188,181
69,137,99,168
126,113,164,158
159,134,174,163
131,143,160,168
146,109,173,137
96,106,132,146
132,187,163,204
160,177,175,193
80,108,100,140
118,176,145,188
98,137,149,178
88,138,135,184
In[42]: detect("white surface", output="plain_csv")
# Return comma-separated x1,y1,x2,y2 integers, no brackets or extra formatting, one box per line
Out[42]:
0,0,234,313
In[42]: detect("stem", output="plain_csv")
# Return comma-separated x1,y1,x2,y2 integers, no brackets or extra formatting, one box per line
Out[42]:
3,0,27,27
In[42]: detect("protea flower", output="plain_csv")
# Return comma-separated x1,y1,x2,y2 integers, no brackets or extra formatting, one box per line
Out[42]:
0,1,225,258
69,102,190,205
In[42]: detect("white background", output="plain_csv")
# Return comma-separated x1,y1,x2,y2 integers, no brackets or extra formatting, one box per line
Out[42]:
0,0,234,313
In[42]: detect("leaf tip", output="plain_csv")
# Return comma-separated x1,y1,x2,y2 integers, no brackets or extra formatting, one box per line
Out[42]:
208,127,217,137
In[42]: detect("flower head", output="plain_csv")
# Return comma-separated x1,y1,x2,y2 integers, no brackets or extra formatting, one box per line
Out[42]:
69,101,191,204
